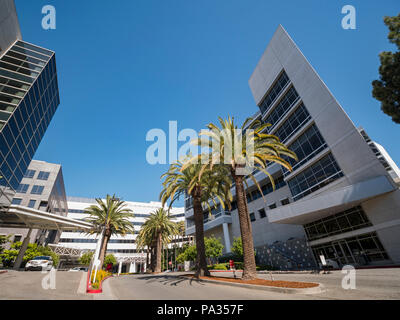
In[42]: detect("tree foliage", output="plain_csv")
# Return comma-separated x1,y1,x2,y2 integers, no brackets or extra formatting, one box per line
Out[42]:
231,237,243,258
78,251,94,266
103,254,117,267
176,236,224,263
372,14,400,124
0,242,59,267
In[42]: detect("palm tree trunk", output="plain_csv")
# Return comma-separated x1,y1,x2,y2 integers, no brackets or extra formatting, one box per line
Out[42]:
155,232,162,273
99,229,111,269
192,191,210,277
232,171,257,280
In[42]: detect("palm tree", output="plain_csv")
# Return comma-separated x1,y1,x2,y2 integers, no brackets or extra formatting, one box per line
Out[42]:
183,116,297,280
84,194,134,268
160,158,232,277
136,226,155,272
139,208,178,273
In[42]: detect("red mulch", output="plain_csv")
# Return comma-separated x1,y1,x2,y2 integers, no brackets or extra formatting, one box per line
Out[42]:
185,274,319,289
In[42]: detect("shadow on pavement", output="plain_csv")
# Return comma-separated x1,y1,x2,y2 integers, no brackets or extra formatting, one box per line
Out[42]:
133,274,206,287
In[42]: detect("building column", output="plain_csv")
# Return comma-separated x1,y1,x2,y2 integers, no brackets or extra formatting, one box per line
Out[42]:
143,261,146,273
222,223,231,253
13,228,32,270
118,261,122,275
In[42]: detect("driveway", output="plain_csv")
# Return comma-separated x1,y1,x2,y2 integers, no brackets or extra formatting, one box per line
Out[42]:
0,270,93,300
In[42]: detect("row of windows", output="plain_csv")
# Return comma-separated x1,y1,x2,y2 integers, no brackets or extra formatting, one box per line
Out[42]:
15,183,44,195
0,55,59,191
59,238,136,243
24,169,50,180
249,208,267,222
264,86,300,130
304,206,373,241
273,103,311,143
259,72,290,114
312,232,389,266
11,198,36,208
284,124,327,174
287,153,344,201
230,176,286,211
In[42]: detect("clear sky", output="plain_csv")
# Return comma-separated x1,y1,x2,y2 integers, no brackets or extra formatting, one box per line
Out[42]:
14,0,399,205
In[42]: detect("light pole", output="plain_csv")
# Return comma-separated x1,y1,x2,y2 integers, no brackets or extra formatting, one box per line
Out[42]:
91,196,112,283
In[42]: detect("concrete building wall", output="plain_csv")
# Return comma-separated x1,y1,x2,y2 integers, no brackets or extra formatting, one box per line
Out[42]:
362,189,400,263
0,0,21,57
0,160,68,246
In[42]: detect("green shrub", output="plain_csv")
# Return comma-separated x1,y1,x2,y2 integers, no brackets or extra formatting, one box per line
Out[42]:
207,263,228,270
103,254,117,267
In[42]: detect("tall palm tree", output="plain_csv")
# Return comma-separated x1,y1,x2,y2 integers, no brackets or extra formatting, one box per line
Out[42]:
84,194,134,268
160,158,232,277
183,116,297,280
139,208,178,273
136,226,155,272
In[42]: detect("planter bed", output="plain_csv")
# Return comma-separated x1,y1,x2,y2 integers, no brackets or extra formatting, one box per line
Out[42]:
184,274,319,289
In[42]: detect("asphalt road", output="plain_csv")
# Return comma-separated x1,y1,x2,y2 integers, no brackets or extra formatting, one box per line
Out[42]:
104,273,315,300
104,269,400,300
1,268,399,300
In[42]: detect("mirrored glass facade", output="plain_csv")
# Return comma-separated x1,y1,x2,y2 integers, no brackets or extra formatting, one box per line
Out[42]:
0,40,60,212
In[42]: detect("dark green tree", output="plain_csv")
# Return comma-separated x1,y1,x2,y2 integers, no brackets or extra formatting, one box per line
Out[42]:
78,251,94,266
372,14,400,124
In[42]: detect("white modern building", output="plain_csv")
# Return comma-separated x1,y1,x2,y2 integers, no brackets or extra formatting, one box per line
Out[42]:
185,25,400,270
58,197,185,273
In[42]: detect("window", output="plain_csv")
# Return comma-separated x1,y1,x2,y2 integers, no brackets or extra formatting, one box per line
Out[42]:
259,208,266,219
284,124,327,175
259,71,290,114
11,198,22,205
16,184,29,193
264,86,300,129
249,212,256,222
281,198,290,206
28,200,36,208
268,203,277,210
274,103,311,143
31,185,44,195
24,169,36,178
13,235,22,243
37,171,50,180
287,153,343,201
304,206,372,241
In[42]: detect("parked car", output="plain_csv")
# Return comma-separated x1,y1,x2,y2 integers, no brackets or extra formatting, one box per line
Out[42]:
68,267,88,272
25,256,53,271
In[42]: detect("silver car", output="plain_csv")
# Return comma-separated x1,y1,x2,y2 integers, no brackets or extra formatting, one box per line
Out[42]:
25,256,53,271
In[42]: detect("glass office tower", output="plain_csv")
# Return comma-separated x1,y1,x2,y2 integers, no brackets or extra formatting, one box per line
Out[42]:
0,40,60,212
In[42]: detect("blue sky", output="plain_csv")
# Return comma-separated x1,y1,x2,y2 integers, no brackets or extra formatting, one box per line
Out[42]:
14,0,399,205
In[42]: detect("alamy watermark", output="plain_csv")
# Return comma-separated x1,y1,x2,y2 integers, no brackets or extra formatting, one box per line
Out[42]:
42,5,56,30
41,267,56,290
341,5,356,30
341,265,356,290
145,121,255,175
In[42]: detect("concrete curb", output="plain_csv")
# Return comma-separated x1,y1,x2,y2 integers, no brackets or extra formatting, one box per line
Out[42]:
179,276,325,294
0,270,8,275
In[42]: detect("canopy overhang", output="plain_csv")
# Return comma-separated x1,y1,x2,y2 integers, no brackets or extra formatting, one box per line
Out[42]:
0,205,92,231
